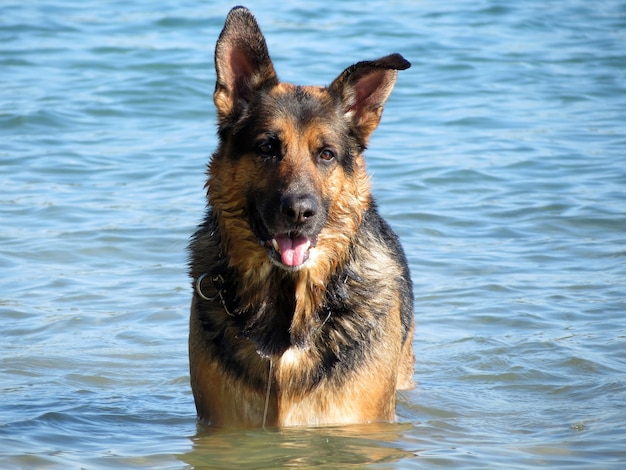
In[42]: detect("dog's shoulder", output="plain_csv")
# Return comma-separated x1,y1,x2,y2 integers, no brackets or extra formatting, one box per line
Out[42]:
348,203,414,338
355,202,411,281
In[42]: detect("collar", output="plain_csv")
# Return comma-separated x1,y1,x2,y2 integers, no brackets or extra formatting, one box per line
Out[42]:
195,273,234,316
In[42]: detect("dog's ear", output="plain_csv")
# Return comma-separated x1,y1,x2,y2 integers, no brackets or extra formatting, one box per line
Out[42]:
330,53,410,142
213,7,278,122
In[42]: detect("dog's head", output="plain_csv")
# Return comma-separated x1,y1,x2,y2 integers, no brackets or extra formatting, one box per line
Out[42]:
208,7,410,274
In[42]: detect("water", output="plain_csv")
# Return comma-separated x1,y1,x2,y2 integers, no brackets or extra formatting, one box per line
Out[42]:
1,0,625,468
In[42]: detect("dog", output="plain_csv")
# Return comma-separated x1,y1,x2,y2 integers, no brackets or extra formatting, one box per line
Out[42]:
188,6,414,428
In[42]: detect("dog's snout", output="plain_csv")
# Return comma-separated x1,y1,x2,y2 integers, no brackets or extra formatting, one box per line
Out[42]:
280,194,318,225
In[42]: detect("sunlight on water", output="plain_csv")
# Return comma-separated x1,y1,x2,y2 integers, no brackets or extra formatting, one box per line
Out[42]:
1,0,625,468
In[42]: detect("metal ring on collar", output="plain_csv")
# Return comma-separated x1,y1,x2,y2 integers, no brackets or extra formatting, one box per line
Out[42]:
195,273,219,301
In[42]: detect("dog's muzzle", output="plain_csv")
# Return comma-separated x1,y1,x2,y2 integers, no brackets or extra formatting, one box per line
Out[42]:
251,192,325,271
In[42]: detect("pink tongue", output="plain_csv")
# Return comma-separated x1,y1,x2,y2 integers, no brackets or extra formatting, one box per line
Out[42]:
275,235,310,267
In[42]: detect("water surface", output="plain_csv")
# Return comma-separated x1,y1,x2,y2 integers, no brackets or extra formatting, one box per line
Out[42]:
1,0,625,468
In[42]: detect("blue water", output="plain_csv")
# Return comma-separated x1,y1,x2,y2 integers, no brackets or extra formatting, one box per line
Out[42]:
1,0,625,468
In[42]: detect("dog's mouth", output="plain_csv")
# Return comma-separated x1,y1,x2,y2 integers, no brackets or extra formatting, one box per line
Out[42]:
249,199,323,271
264,233,318,270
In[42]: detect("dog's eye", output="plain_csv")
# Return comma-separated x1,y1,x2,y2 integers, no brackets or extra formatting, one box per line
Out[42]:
319,149,335,162
256,140,279,159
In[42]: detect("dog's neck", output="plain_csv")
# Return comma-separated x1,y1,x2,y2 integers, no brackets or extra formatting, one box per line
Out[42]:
230,248,337,357
200,211,348,357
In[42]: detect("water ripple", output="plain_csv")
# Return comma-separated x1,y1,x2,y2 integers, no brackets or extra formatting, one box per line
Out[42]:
2,0,626,468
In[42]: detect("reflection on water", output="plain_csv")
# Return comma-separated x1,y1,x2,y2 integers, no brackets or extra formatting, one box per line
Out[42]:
182,422,416,469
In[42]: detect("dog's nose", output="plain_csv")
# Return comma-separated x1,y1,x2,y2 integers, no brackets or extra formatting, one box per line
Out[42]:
280,194,318,225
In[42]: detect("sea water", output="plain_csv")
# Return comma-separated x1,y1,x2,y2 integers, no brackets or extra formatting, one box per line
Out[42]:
1,0,625,468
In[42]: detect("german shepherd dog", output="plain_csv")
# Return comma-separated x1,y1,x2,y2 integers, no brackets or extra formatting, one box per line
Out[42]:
188,6,414,428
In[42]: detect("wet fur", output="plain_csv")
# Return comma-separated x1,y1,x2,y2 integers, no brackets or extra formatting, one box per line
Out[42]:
188,6,414,428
